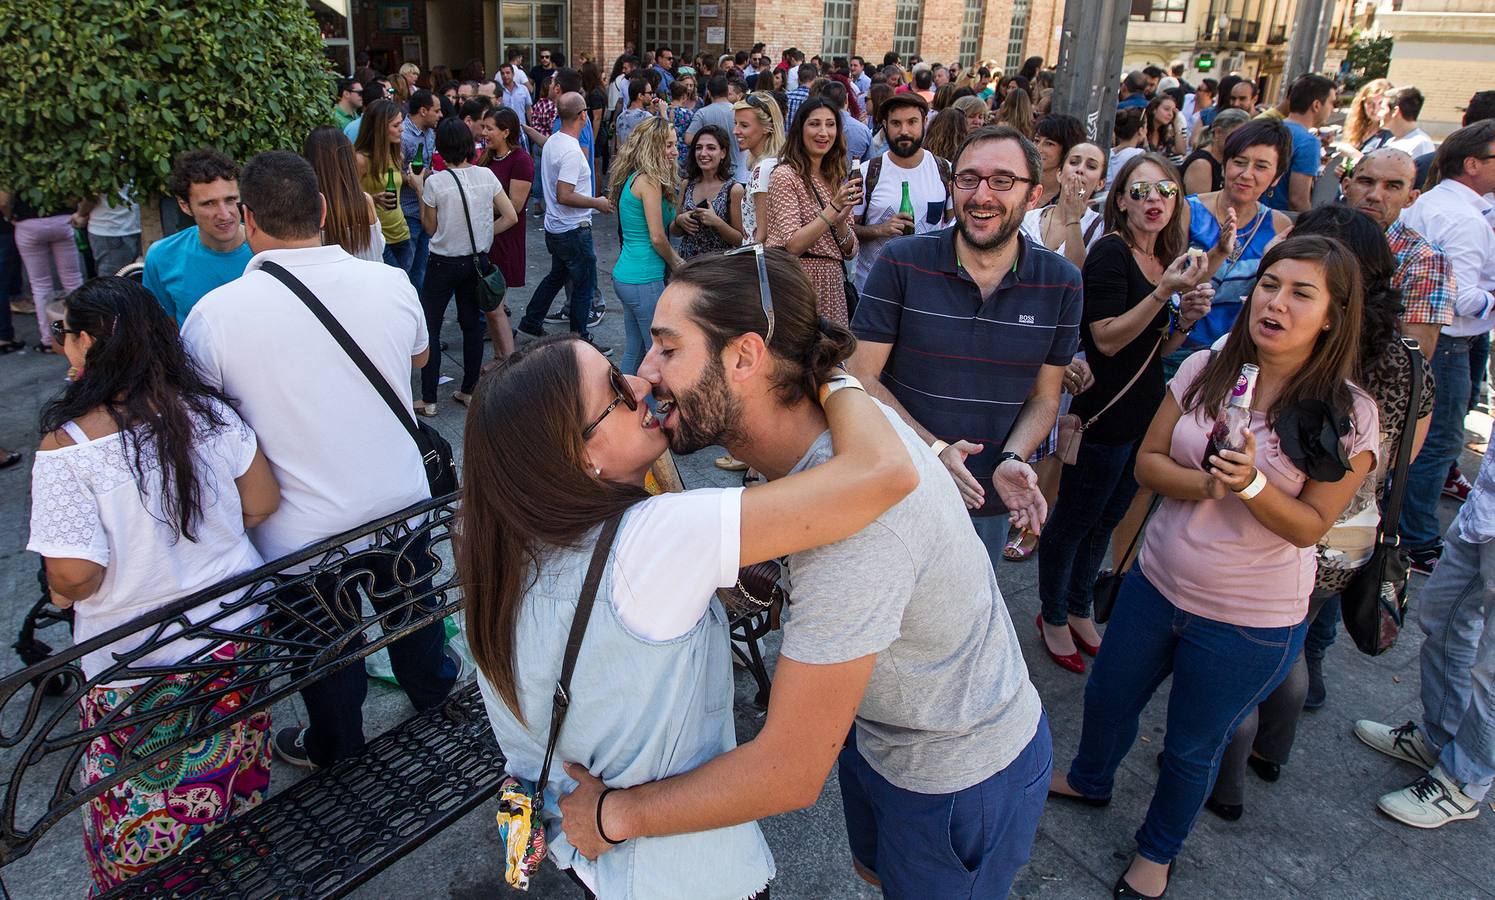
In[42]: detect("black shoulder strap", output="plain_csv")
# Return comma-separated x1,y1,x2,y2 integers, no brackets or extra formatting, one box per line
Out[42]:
1083,214,1104,245
535,512,624,797
1376,338,1425,545
259,261,423,449
858,155,884,226
448,168,483,258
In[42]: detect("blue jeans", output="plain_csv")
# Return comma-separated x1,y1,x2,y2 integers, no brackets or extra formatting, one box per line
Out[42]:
1037,438,1141,625
383,238,415,276
404,212,430,291
1068,569,1304,863
838,713,1051,898
522,227,596,338
1418,521,1495,801
1401,335,1472,552
1469,332,1490,412
1305,593,1340,660
612,277,665,375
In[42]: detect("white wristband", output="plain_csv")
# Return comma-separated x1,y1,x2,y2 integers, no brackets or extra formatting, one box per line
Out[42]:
929,439,950,457
1235,468,1267,500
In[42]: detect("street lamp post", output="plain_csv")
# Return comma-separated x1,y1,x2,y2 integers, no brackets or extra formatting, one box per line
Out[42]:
1051,0,1133,151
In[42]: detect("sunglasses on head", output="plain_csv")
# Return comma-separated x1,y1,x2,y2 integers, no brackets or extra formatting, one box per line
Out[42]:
582,363,638,440
724,243,775,347
1126,179,1180,201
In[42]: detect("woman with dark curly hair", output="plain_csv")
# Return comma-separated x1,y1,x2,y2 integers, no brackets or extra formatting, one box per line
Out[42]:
27,277,280,891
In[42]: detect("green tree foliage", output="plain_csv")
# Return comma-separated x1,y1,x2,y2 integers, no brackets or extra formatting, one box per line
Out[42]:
0,1,334,209
1343,31,1394,90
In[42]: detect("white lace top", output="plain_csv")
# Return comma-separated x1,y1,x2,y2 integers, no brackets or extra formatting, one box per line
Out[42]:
26,400,266,682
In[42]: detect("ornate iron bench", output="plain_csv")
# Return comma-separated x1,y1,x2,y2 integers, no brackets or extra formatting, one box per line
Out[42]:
0,488,777,897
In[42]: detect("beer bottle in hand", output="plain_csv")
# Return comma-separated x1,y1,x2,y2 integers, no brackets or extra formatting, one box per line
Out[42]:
898,181,916,235
1203,363,1258,470
411,142,425,176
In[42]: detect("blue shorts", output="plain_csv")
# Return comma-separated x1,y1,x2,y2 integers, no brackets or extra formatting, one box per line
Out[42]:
837,711,1051,899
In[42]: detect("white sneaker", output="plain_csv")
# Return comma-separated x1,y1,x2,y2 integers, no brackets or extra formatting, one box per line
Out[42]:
1377,765,1481,829
1353,720,1439,769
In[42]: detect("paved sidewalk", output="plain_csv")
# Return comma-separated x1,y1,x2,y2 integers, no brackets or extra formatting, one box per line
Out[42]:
0,219,1491,899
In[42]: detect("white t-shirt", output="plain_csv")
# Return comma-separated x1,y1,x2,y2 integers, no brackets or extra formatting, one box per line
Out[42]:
1385,127,1435,159
541,130,594,233
1019,206,1105,260
88,188,140,237
740,157,778,244
851,151,951,290
27,402,265,682
422,165,502,257
1107,147,1144,190
610,488,743,641
181,245,431,565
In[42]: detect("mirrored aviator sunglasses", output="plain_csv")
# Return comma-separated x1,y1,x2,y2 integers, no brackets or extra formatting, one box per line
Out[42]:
1127,180,1180,201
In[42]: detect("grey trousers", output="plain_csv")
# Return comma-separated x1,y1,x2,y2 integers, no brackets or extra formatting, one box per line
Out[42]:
88,233,141,278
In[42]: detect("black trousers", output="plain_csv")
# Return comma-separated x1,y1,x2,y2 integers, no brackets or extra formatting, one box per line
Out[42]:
420,253,485,402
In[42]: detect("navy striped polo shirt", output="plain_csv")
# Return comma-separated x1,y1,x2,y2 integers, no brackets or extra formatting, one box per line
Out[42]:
853,226,1083,517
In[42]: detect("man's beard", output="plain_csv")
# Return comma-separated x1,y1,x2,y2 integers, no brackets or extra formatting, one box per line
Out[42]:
889,134,923,159
956,202,1024,251
662,359,747,455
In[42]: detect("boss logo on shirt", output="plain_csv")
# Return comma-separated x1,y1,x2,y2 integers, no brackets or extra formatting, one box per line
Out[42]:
1019,314,1036,325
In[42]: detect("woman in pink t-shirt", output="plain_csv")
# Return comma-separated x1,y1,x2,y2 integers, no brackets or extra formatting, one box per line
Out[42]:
1049,235,1380,899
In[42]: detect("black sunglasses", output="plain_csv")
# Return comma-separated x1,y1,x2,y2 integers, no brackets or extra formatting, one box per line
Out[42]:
50,320,82,343
582,364,638,440
724,243,775,346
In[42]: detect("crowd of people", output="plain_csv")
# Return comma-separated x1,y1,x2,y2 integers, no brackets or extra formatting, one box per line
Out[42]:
2,38,1495,900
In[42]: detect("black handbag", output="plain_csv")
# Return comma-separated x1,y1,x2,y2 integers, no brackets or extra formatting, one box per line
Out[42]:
448,167,509,314
262,261,458,497
1093,493,1163,624
1341,339,1424,656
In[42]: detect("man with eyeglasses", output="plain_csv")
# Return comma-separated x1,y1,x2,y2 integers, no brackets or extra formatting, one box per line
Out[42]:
613,75,661,152
557,246,1049,897
848,125,1083,566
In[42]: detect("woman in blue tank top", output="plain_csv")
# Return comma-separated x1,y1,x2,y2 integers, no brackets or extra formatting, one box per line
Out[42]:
457,252,918,898
1181,120,1296,354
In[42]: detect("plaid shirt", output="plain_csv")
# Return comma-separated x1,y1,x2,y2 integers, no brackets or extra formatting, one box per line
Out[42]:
1387,219,1455,328
785,86,810,125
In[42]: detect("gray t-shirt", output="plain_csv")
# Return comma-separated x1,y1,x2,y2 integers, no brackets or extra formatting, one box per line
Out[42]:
780,403,1043,794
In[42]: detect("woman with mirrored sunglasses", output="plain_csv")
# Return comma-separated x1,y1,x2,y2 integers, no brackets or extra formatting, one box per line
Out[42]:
458,251,917,895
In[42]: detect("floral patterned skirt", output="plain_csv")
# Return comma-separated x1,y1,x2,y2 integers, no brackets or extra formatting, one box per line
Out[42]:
78,640,270,894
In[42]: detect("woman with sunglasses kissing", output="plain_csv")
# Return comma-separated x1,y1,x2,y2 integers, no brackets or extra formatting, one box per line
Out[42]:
458,285,917,897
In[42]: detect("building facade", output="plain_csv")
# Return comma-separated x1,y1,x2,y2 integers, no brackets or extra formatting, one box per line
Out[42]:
318,0,1067,80
1379,0,1495,135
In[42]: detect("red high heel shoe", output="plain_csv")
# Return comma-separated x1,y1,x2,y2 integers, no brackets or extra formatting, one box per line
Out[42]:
1070,623,1101,657
1036,614,1085,674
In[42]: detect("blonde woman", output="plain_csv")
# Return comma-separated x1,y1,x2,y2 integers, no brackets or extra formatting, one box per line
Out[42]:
352,99,413,272
395,62,421,105
732,91,786,245
608,116,682,374
1333,77,1395,167
953,94,990,132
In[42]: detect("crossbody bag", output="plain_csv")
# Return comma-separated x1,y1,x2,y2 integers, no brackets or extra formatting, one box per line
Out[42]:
447,167,509,313
495,513,623,889
261,261,458,496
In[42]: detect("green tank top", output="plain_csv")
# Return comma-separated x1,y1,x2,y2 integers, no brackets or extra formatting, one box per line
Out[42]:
612,173,676,285
361,163,411,245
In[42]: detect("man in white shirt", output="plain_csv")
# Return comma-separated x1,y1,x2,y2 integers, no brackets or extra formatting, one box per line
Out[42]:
507,49,529,88
1397,120,1495,574
1382,86,1437,158
849,92,951,291
516,93,615,351
181,151,457,769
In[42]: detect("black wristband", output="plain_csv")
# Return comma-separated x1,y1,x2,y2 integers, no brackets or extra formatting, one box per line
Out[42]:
995,450,1024,468
597,788,626,845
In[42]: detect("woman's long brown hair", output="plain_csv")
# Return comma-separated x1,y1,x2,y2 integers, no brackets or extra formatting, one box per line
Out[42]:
781,95,847,198
353,99,403,184
1180,235,1365,432
1105,152,1188,266
456,336,649,720
303,126,373,256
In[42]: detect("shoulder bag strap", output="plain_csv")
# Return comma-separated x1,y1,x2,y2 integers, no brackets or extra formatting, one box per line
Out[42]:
857,155,884,226
1082,214,1104,245
448,168,483,260
260,261,423,449
1117,492,1165,572
1078,332,1166,434
1376,338,1426,546
535,512,625,797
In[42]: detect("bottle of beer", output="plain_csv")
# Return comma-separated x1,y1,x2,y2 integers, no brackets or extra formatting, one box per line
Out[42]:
1203,363,1259,470
385,167,397,194
411,141,425,176
898,181,915,235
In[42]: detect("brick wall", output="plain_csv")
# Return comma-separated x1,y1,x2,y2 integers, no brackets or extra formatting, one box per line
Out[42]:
920,1,966,65
1027,0,1063,65
1388,39,1495,137
854,0,896,64
981,0,1016,70
571,0,627,67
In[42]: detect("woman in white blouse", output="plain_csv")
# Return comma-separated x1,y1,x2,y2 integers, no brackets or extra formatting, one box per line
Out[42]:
27,277,280,891
1021,140,1108,269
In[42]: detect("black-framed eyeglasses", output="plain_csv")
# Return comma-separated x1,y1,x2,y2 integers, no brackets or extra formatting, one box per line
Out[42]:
582,364,638,440
50,320,81,343
724,243,775,348
952,171,1034,192
1126,179,1180,201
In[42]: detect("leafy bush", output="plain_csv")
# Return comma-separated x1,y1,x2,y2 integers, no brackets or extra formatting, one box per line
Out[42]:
1342,31,1393,91
0,1,334,210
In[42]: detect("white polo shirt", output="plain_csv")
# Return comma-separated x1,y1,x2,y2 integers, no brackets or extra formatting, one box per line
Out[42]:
540,130,595,234
181,245,431,565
